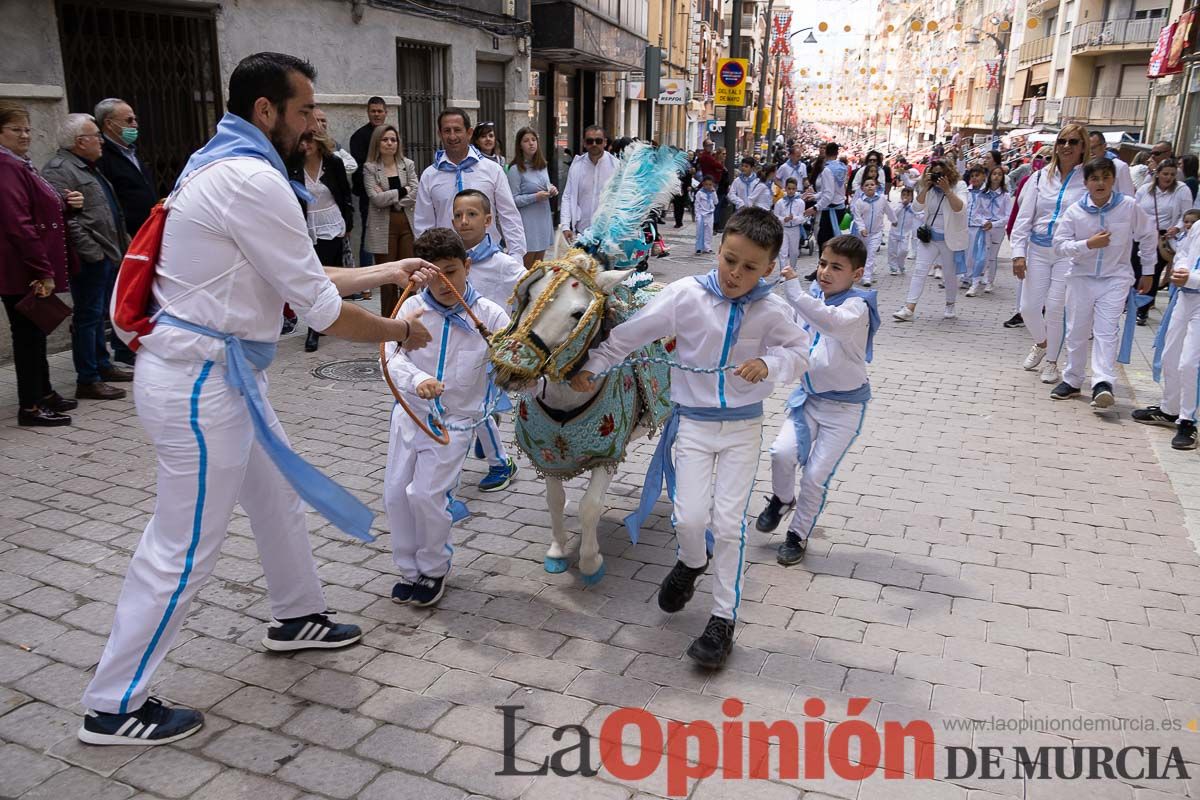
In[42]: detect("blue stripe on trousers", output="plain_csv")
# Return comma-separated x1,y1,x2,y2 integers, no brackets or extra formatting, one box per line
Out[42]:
119,360,213,713
802,402,868,541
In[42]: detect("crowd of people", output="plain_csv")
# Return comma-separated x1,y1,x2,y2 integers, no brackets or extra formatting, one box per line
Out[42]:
2,49,1199,748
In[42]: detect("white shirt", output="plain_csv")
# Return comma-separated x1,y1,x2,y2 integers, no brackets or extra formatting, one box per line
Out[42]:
773,195,805,228
1053,194,1157,279
467,249,526,310
139,157,343,364
730,175,773,210
776,159,808,190
1172,222,1200,291
783,280,870,394
694,189,718,219
1010,165,1087,258
1135,182,1193,231
912,181,970,250
900,168,920,191
583,278,809,410
889,201,920,240
413,146,526,259
304,166,346,241
814,165,845,212
1111,156,1135,196
851,194,895,238
560,151,619,233
386,292,509,418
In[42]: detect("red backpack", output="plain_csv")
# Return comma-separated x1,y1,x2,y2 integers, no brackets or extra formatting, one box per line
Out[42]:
110,202,168,351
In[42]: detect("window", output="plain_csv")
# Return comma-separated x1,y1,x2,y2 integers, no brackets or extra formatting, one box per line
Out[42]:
396,40,448,172
1134,8,1167,19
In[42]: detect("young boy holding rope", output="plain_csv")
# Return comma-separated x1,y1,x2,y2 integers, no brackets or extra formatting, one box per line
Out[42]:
384,228,512,607
571,207,809,668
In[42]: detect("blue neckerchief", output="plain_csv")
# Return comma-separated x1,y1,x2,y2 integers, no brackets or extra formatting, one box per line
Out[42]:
421,284,481,334
809,281,880,363
862,194,880,203
466,234,500,264
827,160,848,194
693,269,775,346
434,146,482,193
176,112,312,203
1077,191,1124,216
156,314,373,541
624,402,763,545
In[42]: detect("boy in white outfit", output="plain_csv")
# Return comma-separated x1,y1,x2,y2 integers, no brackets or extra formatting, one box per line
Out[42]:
730,158,773,211
756,235,877,565
386,228,511,607
774,177,805,270
850,177,895,287
1050,157,1157,410
451,190,521,491
695,174,717,254
1133,214,1200,450
888,187,918,276
572,208,809,668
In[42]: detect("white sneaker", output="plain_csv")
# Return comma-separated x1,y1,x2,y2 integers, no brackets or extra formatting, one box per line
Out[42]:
965,283,980,298
1022,344,1047,371
983,282,994,294
943,304,957,319
933,266,943,280
861,279,873,287
893,307,915,322
1040,361,1061,384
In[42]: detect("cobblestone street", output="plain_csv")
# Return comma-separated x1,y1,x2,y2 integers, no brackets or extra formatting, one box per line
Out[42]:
1,216,1199,799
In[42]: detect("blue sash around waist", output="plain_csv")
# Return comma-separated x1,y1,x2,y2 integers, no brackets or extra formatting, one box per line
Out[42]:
786,382,871,466
158,314,375,542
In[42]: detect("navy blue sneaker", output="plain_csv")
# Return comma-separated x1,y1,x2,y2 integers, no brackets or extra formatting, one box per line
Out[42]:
391,578,415,604
262,612,362,652
411,574,446,607
478,457,517,492
79,697,203,746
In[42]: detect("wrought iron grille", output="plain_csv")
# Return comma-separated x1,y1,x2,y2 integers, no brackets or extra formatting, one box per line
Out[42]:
477,81,507,153
56,0,223,198
396,40,449,172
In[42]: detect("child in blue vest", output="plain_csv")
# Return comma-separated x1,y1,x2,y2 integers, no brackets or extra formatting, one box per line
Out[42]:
756,234,878,566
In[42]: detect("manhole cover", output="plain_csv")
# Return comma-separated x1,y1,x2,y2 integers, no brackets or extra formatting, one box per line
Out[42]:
312,359,382,382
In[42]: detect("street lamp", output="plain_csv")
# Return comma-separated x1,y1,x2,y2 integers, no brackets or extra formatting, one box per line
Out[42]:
964,15,1012,148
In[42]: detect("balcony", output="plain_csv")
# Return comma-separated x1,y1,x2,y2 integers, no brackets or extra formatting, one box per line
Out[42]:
1018,35,1054,65
1071,17,1164,54
1018,98,1045,125
1059,95,1149,125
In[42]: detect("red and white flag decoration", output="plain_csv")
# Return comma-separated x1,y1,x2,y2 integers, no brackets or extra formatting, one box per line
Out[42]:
772,10,793,55
984,59,1001,89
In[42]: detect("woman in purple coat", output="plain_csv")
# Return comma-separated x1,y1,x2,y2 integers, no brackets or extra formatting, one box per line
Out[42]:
0,101,77,426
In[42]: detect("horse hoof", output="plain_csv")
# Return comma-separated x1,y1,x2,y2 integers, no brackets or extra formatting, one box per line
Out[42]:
544,556,569,574
581,563,606,586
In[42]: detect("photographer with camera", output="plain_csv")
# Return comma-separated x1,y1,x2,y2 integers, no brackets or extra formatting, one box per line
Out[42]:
1009,123,1088,385
892,158,968,321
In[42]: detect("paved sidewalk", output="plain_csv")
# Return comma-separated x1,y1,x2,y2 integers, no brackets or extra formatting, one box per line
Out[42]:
1,217,1199,799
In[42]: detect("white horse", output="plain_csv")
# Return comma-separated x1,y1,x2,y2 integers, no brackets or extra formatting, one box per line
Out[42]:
490,253,669,584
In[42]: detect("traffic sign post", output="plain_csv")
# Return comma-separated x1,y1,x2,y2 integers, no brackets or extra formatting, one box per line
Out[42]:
715,58,749,106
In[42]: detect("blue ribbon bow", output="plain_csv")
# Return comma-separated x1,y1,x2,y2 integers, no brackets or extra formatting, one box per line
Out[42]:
158,314,374,542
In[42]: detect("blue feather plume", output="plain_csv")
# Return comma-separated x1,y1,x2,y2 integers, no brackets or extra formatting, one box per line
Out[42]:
579,142,690,270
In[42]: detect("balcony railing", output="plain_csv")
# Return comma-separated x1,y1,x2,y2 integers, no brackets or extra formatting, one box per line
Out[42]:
1071,17,1165,52
1018,35,1055,64
1018,98,1045,126
1059,95,1149,125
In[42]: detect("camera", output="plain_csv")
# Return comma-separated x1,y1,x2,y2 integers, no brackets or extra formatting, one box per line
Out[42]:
916,225,934,244
928,170,944,184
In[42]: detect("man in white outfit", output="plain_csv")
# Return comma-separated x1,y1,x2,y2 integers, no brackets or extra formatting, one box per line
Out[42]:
776,145,808,191
79,52,435,747
560,125,618,244
412,108,526,261
1087,131,1134,195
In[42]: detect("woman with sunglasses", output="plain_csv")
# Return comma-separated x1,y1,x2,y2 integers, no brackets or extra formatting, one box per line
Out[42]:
891,157,968,321
1010,122,1088,385
1134,158,1194,324
471,122,505,168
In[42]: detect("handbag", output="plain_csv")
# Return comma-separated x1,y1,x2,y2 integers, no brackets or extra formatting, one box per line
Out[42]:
15,290,72,335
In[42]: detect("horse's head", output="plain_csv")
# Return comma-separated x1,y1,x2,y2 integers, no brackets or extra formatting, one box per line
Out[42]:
490,251,632,391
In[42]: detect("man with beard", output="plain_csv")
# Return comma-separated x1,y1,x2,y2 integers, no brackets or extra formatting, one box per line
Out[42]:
77,52,436,746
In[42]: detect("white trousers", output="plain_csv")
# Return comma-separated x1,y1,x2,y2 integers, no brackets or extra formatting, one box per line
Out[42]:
1062,275,1130,388
887,232,909,272
1014,278,1024,313
385,404,472,581
1161,291,1200,423
696,215,714,252
861,232,883,280
673,416,762,622
1020,243,1070,362
82,351,326,714
779,227,803,269
769,397,867,541
904,239,958,306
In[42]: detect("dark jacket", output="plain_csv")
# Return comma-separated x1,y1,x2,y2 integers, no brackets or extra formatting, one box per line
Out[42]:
97,135,157,236
0,149,72,295
289,154,355,232
349,122,377,197
41,148,130,266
